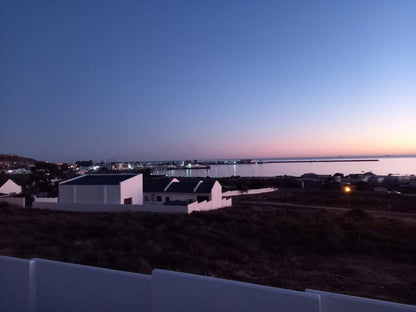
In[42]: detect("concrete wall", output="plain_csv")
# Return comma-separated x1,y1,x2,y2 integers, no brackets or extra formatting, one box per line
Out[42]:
33,197,58,203
1,255,415,312
0,196,26,207
120,174,143,205
0,179,22,194
152,269,320,312
30,258,151,312
0,255,30,312
222,187,277,197
33,202,189,214
306,289,416,312
188,198,232,213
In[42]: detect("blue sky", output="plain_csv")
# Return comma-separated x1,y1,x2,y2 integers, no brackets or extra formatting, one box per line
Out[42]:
1,0,415,162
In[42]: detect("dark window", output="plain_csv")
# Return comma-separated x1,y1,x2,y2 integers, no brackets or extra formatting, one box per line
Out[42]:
145,196,148,201
124,197,132,204
157,196,162,202
165,197,170,202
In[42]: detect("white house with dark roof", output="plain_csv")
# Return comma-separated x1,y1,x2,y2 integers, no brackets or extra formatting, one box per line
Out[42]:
33,174,230,213
59,174,143,205
143,178,224,209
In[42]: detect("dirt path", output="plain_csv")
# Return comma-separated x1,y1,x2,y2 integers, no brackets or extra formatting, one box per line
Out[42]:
236,200,416,220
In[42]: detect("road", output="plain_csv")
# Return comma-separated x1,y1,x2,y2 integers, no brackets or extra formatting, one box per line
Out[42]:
235,200,416,219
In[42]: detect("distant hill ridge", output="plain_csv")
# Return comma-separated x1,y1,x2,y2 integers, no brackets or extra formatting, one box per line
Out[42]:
0,154,37,167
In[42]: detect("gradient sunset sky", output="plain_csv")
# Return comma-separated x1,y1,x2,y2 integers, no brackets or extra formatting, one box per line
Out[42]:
1,0,415,162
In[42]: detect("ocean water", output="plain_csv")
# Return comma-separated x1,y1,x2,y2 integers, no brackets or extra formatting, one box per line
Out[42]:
153,156,416,178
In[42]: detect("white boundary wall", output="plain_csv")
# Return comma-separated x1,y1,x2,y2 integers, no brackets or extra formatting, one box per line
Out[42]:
30,258,151,312
305,289,416,312
0,255,30,312
0,255,415,312
33,202,189,214
32,199,232,214
188,198,232,212
0,196,26,207
222,187,277,197
33,197,58,203
152,269,320,312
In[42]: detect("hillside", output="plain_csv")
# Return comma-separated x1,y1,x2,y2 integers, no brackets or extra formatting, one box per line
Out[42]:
0,154,37,168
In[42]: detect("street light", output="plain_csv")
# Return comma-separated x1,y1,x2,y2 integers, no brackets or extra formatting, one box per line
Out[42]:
344,185,351,209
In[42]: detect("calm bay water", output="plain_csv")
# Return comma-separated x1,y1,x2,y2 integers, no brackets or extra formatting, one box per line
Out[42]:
153,156,416,178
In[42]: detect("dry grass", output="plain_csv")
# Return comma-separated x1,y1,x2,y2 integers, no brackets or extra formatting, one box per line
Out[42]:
1,203,415,304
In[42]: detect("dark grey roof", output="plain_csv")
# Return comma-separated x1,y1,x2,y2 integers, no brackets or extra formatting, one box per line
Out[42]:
61,174,138,185
165,180,216,194
195,180,216,193
143,178,218,194
143,178,172,192
166,181,199,193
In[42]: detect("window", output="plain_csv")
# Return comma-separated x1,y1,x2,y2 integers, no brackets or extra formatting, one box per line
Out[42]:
145,195,148,201
165,197,170,202
124,197,132,204
157,196,162,202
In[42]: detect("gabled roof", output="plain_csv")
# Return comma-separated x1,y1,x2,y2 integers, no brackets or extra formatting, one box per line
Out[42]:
143,178,173,192
60,174,138,186
143,178,218,194
194,180,216,193
165,180,216,194
166,181,200,193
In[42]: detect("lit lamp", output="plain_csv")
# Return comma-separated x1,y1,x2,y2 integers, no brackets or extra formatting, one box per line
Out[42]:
344,185,351,209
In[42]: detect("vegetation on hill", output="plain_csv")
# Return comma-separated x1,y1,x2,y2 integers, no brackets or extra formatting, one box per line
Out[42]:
0,203,415,304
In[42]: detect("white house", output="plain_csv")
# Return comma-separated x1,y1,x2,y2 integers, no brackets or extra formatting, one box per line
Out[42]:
59,174,143,205
143,178,223,207
0,179,22,195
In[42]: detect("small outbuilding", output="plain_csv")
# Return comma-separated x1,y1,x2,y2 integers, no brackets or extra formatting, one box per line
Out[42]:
0,179,22,195
59,174,143,205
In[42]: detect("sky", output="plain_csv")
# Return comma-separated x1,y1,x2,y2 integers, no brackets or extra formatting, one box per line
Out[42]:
1,0,415,162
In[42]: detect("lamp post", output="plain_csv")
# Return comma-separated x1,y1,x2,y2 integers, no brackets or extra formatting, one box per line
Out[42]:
344,185,351,209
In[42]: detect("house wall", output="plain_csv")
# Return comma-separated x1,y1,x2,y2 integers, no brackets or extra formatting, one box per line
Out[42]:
59,185,121,204
0,180,22,194
120,174,143,205
210,181,222,207
144,192,199,204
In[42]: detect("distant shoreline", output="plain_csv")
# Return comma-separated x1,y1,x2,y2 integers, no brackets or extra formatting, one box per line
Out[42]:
265,159,379,164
